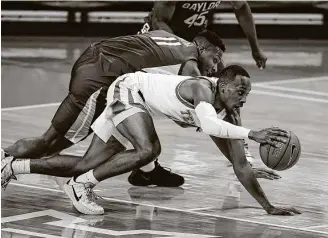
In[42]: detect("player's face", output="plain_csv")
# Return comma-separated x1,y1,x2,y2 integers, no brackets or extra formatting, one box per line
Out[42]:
199,47,222,76
219,76,251,112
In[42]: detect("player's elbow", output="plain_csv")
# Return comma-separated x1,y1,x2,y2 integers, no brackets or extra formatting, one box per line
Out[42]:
200,117,221,136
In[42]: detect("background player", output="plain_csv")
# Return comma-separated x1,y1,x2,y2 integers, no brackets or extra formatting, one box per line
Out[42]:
139,1,267,69
2,30,225,188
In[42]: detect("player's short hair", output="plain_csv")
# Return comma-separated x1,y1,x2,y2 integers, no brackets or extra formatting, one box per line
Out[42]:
217,65,250,85
194,30,226,52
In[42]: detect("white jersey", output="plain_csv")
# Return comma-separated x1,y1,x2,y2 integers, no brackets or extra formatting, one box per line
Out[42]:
108,72,227,128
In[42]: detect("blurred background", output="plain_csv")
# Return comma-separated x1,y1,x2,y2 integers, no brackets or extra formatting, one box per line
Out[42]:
2,1,328,38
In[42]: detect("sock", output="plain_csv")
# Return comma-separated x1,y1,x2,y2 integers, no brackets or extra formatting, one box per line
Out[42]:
140,162,156,173
12,159,31,175
75,170,99,185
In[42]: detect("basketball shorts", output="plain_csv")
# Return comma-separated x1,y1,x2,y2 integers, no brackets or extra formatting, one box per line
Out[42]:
51,44,118,144
91,74,149,148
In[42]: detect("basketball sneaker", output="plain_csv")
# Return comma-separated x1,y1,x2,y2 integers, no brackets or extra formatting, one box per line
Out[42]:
63,178,104,215
128,160,184,187
1,154,16,190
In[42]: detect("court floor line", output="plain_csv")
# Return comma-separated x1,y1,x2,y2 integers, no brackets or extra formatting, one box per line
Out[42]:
253,84,328,97
2,228,62,238
187,206,216,211
253,75,328,86
8,182,328,236
251,90,328,103
1,102,60,112
304,224,328,229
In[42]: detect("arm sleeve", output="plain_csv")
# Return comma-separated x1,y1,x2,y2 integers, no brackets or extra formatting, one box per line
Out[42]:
195,102,250,139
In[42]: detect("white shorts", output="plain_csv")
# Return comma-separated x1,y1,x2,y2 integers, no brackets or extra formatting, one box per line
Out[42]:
91,74,149,148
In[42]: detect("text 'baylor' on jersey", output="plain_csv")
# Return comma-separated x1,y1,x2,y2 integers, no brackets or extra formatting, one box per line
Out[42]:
143,1,221,41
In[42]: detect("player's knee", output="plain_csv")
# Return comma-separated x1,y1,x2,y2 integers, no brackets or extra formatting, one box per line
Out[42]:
136,140,161,165
41,126,72,156
72,164,90,175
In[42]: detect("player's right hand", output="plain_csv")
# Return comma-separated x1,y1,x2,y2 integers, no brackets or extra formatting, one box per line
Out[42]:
248,127,289,147
252,49,267,69
267,206,302,216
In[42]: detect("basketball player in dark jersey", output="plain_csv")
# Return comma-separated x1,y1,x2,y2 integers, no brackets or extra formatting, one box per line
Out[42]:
2,30,226,188
139,1,267,69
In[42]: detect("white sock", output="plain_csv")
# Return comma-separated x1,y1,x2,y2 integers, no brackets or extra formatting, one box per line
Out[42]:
12,159,30,175
75,170,99,185
140,162,155,172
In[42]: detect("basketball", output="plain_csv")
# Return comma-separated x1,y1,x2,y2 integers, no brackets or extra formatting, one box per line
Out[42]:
259,131,301,171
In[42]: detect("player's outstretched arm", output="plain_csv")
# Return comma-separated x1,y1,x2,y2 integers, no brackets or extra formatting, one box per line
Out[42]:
214,137,301,215
192,83,289,145
152,1,176,33
230,1,267,68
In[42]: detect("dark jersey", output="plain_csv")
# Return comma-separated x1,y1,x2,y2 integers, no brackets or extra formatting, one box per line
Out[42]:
96,30,199,76
144,1,221,41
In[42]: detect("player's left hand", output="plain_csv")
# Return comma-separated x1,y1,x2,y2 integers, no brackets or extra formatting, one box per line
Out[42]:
252,49,267,69
253,167,281,180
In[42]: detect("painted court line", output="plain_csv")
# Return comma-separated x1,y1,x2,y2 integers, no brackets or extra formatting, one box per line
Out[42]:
187,206,216,211
8,182,328,235
2,228,62,238
253,84,328,97
1,102,60,112
253,76,328,86
304,224,328,229
251,90,328,104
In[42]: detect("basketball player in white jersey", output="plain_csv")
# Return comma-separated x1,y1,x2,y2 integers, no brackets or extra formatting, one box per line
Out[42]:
73,65,300,215
3,65,300,215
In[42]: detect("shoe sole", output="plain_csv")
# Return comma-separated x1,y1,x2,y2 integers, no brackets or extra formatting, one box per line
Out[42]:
63,184,104,215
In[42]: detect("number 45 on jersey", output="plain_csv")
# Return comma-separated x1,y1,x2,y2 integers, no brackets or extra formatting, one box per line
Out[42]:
184,11,209,27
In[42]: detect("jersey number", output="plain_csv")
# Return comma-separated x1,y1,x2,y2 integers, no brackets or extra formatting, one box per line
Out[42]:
184,11,208,27
150,36,182,46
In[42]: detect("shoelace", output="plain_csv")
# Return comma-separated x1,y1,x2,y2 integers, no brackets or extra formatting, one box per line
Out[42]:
2,158,17,190
2,174,17,190
86,187,105,203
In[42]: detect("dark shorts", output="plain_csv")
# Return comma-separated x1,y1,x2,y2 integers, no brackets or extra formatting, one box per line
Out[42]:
51,45,117,143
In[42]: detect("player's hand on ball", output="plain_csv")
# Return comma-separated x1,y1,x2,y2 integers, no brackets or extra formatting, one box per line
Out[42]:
252,49,267,69
253,167,281,180
267,206,302,216
248,127,289,147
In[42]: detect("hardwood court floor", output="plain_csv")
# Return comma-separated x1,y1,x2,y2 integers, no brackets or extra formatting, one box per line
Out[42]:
1,37,328,237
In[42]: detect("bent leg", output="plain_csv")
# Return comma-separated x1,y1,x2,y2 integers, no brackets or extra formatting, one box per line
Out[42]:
4,63,109,160
4,124,73,159
93,112,161,182
29,134,125,177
